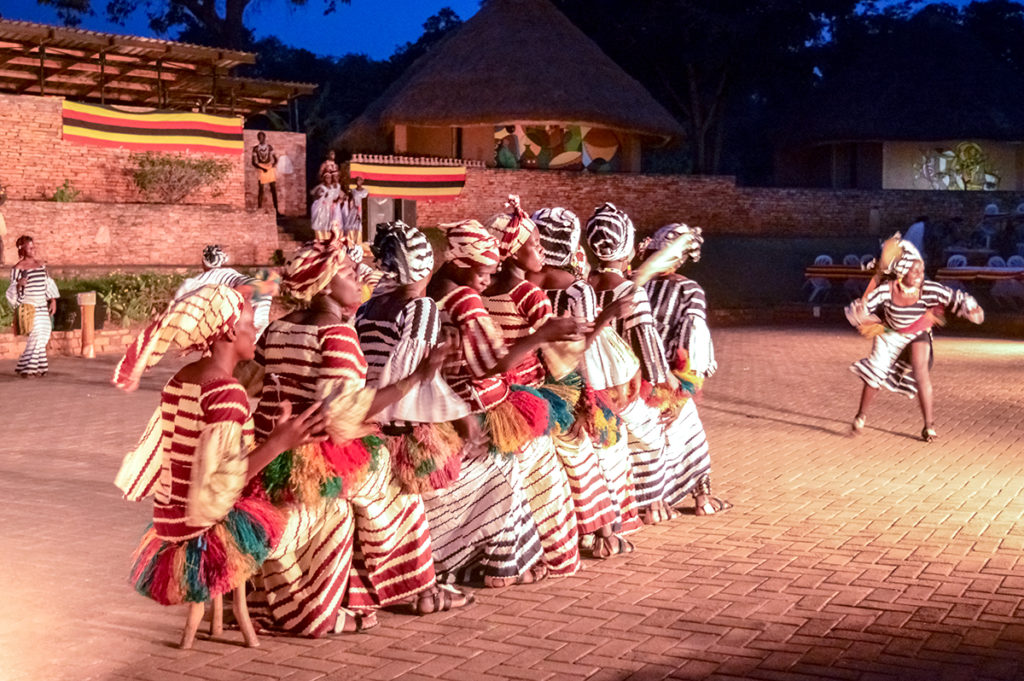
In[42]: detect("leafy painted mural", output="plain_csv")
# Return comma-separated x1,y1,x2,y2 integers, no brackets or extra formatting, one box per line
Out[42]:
913,141,1001,190
494,124,621,172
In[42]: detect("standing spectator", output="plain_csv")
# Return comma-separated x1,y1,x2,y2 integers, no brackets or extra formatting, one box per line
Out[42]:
339,189,362,239
252,132,279,214
310,176,342,241
6,235,59,377
903,216,927,255
318,149,340,185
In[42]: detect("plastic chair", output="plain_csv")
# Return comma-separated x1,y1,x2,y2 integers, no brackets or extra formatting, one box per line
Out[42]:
1007,255,1024,267
946,254,968,268
842,254,860,266
987,256,1007,268
805,254,832,303
861,254,875,267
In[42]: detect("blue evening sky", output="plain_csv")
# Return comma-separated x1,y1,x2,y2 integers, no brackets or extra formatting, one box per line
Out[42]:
1,0,483,59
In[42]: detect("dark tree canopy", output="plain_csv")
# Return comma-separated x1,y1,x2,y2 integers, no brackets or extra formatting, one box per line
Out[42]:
37,0,350,49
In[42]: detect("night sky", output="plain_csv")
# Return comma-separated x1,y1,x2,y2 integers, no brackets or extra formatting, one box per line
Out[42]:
1,0,482,59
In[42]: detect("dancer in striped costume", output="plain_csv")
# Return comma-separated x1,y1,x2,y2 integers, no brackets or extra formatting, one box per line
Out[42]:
250,235,471,636
358,221,531,583
528,206,643,555
7,236,59,377
484,196,620,559
642,224,717,381
112,285,323,634
846,237,983,442
637,221,730,515
428,220,584,585
586,203,722,520
174,245,274,338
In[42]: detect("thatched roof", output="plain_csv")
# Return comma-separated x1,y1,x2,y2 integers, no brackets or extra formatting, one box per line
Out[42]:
337,0,684,153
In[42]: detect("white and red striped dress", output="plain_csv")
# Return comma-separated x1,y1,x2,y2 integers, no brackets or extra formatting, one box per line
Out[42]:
248,320,436,635
484,280,614,551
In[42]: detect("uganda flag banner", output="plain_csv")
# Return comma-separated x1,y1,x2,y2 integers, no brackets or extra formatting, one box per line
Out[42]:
61,101,244,154
348,162,466,200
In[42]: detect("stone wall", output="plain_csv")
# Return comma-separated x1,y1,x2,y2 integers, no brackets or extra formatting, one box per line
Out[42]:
414,167,1024,236
243,130,307,217
1,200,279,266
0,93,245,206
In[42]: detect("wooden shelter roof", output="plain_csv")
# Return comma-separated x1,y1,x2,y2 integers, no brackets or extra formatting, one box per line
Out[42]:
0,19,315,116
337,0,683,153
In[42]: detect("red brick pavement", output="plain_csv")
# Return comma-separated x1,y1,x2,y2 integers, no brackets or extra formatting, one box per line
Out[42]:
2,327,1023,681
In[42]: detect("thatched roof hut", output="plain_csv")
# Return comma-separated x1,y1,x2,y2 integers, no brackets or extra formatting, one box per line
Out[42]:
336,0,683,166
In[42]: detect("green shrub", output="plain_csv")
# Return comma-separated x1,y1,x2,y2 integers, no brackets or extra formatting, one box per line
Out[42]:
52,179,81,202
129,152,232,203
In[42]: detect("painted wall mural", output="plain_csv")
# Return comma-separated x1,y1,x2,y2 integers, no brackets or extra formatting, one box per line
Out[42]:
494,124,621,171
913,141,1001,190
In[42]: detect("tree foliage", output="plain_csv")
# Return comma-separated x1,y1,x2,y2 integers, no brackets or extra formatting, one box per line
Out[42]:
37,0,350,49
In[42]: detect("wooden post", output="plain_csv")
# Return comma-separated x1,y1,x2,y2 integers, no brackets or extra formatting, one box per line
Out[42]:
77,291,96,359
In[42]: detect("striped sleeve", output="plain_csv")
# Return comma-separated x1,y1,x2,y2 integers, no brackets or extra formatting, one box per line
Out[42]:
619,285,672,385
511,280,555,331
200,380,251,427
319,324,368,384
400,297,441,346
863,284,890,317
565,280,598,324
444,286,507,378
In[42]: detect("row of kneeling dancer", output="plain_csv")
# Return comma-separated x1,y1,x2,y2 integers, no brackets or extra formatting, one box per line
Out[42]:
113,196,731,647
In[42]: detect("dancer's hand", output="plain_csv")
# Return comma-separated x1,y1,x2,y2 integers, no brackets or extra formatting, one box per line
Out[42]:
604,295,635,319
413,340,451,382
268,400,328,451
538,315,590,343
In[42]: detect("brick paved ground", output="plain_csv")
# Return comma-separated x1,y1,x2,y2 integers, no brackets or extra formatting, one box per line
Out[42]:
2,326,1023,681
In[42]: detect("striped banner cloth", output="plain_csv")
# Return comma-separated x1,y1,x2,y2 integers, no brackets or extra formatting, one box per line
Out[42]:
348,162,466,200
62,101,244,154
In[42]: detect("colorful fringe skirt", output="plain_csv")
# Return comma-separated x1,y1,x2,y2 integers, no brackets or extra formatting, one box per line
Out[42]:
383,422,464,494
259,435,384,507
130,494,285,606
484,386,551,458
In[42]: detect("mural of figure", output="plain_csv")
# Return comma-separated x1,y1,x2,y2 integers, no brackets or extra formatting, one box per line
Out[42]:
252,132,279,214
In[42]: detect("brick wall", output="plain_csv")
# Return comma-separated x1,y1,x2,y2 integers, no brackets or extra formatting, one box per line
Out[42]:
243,130,307,217
1,200,279,266
0,93,243,206
414,167,1024,237
0,325,143,360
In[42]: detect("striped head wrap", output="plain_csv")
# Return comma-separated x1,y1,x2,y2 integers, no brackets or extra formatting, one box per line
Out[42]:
893,243,923,279
877,233,923,279
283,235,349,301
203,244,227,268
531,206,581,268
645,223,704,265
445,219,500,269
113,284,244,391
371,220,435,285
348,244,365,265
487,194,537,261
585,202,635,262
